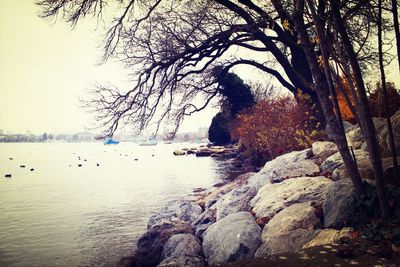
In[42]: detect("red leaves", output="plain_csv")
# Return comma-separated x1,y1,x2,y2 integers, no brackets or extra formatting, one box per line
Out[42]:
232,94,322,160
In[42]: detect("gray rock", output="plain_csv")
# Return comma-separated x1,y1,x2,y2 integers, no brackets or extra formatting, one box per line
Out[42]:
160,234,203,261
202,212,261,265
331,157,375,181
148,201,203,228
323,180,354,229
157,256,206,267
312,141,338,160
214,185,257,221
251,176,332,219
261,202,320,242
346,127,364,149
255,229,317,257
247,149,318,189
191,209,216,240
136,221,194,267
320,149,370,172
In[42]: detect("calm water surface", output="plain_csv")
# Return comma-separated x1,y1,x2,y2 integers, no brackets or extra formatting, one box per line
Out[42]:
0,142,233,267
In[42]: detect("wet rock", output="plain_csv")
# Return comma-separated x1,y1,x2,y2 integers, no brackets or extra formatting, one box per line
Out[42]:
160,234,203,261
255,229,317,257
303,228,353,249
213,185,257,221
247,149,318,189
195,150,212,157
261,202,320,242
116,256,136,267
136,221,194,267
4,174,12,178
148,201,202,228
157,256,206,267
20,165,26,168
320,149,369,172
202,212,261,265
251,176,332,219
173,150,186,156
78,164,82,167
9,158,13,160
30,168,34,171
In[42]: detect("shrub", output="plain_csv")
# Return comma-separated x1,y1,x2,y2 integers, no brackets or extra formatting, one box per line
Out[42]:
232,92,323,161
208,112,231,145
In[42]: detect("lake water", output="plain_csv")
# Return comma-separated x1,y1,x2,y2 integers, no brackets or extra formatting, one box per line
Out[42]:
0,142,235,267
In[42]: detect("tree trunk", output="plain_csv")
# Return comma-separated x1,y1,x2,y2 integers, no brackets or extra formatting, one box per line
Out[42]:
392,0,400,72
293,0,365,193
379,0,400,178
330,0,390,218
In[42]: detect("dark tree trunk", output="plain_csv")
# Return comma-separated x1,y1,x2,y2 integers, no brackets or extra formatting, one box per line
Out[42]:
379,0,400,178
392,0,400,71
330,0,390,218
291,48,326,127
293,0,365,193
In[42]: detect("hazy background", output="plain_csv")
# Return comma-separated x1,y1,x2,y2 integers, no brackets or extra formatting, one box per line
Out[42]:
0,0,399,136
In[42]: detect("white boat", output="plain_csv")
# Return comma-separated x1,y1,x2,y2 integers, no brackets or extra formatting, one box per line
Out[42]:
139,139,158,146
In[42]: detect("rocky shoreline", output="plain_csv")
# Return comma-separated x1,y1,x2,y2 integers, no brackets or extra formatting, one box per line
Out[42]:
118,115,400,267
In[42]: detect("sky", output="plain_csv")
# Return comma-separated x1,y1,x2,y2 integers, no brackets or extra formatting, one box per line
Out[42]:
0,0,216,135
0,0,399,135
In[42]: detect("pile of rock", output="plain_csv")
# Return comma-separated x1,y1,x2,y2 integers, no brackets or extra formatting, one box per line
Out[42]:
173,145,239,159
128,114,400,267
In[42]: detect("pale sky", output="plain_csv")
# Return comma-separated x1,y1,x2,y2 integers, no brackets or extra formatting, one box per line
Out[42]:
0,0,399,135
0,0,220,135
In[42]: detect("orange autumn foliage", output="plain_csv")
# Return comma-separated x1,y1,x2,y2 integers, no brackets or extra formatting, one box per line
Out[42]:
336,77,356,123
232,92,323,160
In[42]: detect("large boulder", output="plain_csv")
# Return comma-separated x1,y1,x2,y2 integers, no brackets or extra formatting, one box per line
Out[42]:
251,176,332,219
148,201,203,228
323,180,354,229
213,185,257,221
136,221,194,267
247,149,319,189
160,234,203,261
202,212,261,265
302,228,353,249
261,202,320,242
255,229,317,257
157,256,206,267
312,141,338,161
320,149,370,173
324,181,379,229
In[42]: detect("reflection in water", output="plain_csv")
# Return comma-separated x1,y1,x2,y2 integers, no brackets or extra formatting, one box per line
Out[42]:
0,142,234,267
